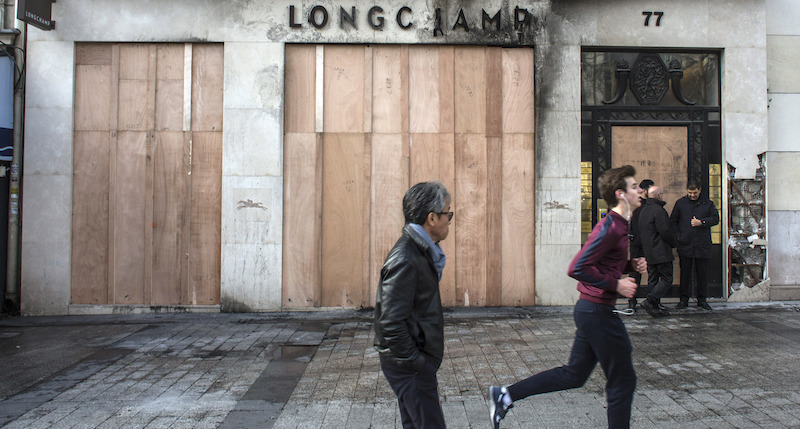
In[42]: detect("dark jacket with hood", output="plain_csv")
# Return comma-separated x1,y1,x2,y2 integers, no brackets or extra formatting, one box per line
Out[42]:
639,198,677,264
670,195,719,258
373,224,444,372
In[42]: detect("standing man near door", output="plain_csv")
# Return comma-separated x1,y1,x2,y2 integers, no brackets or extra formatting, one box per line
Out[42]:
639,185,677,318
670,180,719,310
374,180,452,429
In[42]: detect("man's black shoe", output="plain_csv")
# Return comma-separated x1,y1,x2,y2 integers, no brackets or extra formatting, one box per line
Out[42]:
627,298,637,312
697,300,712,311
641,299,669,318
675,299,689,310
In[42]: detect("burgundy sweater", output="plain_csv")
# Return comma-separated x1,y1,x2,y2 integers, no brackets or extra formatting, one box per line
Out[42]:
568,210,633,306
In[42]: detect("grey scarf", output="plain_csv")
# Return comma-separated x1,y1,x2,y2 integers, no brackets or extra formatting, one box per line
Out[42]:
409,223,446,281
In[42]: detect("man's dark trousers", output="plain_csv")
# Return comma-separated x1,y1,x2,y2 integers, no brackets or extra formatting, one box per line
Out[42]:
679,256,709,300
647,261,674,303
381,360,446,429
506,299,636,429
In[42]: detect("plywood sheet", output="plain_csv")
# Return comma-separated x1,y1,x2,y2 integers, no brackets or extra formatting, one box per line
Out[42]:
323,46,365,133
321,133,367,307
119,44,151,80
502,48,535,134
454,47,486,134
372,46,404,133
454,133,487,306
71,131,111,304
152,131,190,305
74,65,112,131
485,137,502,306
283,132,322,307
192,44,224,132
113,131,148,304
189,132,222,305
155,78,184,131
369,133,406,307
76,44,112,66
485,48,503,138
285,45,316,133
502,134,535,305
156,44,185,80
438,47,455,133
408,47,440,133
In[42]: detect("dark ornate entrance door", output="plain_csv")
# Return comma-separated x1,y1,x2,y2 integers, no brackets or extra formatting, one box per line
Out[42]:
580,50,723,298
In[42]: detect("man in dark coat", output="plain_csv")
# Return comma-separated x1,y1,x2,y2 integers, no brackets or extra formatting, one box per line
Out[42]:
638,186,677,318
374,180,452,429
628,179,654,311
670,181,720,310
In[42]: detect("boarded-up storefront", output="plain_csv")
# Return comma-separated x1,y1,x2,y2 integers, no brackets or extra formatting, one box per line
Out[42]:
283,45,535,308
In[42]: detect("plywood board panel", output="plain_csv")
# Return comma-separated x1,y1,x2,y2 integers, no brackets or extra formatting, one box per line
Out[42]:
502,134,535,306
502,49,535,134
611,126,688,215
119,44,151,80
372,46,404,133
323,46,365,133
113,131,148,304
152,131,190,305
72,131,111,304
191,44,224,132
438,47,455,133
75,65,112,131
285,45,317,133
321,133,367,307
283,132,322,307
454,47,486,134
369,133,406,308
408,47,440,133
156,44,185,80
76,44,112,66
485,48,503,138
189,132,222,305
454,133,487,306
485,136,503,306
155,78,184,131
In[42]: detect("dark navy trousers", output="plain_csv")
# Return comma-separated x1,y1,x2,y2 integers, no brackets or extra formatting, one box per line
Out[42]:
381,359,446,429
506,299,637,429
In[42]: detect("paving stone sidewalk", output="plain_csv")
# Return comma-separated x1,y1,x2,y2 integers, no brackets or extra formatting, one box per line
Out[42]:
1,303,800,428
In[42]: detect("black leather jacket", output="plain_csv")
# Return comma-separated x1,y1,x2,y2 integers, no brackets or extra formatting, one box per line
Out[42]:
373,224,444,371
639,198,677,264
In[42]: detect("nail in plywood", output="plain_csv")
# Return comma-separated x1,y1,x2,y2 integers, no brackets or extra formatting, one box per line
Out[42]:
321,133,367,307
189,132,222,305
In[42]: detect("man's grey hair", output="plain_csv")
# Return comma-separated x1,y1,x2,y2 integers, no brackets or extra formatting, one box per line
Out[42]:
403,181,451,225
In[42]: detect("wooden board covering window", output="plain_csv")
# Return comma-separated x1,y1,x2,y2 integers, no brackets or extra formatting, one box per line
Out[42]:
284,45,535,308
72,43,222,306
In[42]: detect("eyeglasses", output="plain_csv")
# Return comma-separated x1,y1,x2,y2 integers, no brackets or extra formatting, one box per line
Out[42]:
437,211,454,221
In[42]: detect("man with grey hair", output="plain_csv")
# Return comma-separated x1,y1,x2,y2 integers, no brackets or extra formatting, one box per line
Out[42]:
374,180,452,429
638,185,677,318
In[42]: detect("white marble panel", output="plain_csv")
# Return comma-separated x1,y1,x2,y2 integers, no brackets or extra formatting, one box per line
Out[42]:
21,174,72,245
222,108,282,177
725,112,769,178
536,177,582,246
24,107,73,176
767,94,800,152
766,0,800,35
766,152,800,211
536,110,581,179
708,0,766,48
20,242,71,316
536,45,580,112
723,48,769,114
221,175,283,245
220,243,282,311
25,41,74,109
224,42,284,111
767,35,800,93
534,244,580,306
767,210,800,285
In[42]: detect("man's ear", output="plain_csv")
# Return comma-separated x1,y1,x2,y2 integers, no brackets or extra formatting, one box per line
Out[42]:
426,212,436,225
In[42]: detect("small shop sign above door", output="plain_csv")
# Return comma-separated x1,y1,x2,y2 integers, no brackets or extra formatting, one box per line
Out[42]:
17,0,55,31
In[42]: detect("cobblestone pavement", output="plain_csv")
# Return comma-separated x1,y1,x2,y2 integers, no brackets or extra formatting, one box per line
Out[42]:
1,302,800,428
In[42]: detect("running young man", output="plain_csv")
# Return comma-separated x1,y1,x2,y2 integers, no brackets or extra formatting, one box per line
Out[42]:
489,165,646,429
